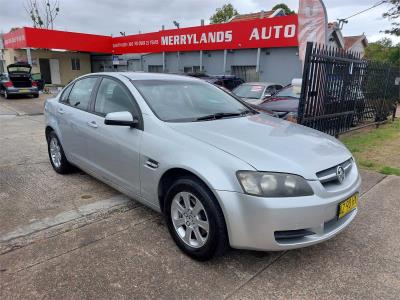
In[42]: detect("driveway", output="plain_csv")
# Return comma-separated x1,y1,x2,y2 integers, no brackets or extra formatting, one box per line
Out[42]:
0,93,52,116
0,111,399,299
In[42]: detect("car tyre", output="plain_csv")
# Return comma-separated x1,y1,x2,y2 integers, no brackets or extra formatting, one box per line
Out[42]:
33,93,39,98
165,176,229,261
47,131,74,174
4,90,9,99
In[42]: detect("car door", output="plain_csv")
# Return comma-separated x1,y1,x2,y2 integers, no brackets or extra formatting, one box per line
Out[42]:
56,76,99,168
84,76,143,196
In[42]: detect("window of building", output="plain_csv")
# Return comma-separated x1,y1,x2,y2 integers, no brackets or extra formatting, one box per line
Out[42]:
71,58,81,71
184,66,202,74
148,65,163,73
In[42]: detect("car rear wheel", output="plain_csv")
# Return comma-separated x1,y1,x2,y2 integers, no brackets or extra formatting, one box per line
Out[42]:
47,131,74,174
165,176,228,261
4,90,9,99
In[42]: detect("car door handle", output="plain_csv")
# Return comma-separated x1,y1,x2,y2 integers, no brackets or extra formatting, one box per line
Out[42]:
57,108,65,114
87,121,98,128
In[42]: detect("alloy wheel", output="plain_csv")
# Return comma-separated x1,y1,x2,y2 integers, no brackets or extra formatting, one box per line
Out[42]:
49,137,62,168
171,191,209,248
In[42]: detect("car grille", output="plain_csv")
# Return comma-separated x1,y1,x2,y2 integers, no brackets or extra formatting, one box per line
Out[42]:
316,158,353,185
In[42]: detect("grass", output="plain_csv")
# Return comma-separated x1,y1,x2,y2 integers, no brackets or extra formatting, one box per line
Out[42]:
380,166,400,176
340,118,400,176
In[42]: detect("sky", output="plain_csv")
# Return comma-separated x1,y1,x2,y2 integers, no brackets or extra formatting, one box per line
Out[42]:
0,0,398,44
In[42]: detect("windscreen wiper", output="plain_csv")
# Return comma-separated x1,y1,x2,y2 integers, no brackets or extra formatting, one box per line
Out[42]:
196,112,242,121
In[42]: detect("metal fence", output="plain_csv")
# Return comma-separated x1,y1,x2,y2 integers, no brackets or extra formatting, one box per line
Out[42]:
298,42,400,136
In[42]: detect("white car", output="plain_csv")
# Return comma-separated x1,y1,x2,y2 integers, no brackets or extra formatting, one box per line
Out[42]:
232,82,283,105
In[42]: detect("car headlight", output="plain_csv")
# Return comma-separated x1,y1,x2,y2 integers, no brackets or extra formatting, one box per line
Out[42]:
236,171,314,197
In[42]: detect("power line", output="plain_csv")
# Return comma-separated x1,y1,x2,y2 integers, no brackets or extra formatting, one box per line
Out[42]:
337,1,386,29
342,1,386,21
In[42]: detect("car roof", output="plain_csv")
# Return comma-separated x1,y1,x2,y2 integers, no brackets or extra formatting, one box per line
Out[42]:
208,75,240,79
99,72,201,82
241,82,279,86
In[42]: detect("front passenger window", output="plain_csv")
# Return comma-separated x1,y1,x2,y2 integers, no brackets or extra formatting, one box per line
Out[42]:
94,78,134,115
68,77,98,110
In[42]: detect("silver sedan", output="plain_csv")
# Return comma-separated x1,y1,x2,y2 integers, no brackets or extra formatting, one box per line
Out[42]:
44,73,361,261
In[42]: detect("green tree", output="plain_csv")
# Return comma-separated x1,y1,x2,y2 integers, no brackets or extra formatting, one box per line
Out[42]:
383,0,400,36
210,4,238,24
272,3,295,15
365,38,400,65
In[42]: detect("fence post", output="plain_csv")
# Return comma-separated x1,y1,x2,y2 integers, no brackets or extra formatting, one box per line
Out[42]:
298,42,313,124
379,65,391,122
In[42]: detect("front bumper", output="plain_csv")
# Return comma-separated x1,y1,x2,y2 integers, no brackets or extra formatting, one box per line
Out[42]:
215,169,361,251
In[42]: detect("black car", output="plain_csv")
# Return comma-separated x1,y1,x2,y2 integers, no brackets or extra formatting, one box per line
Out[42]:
205,75,245,90
187,73,245,91
0,62,39,99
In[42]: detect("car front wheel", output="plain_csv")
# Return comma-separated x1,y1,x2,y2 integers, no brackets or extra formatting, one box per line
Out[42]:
47,131,74,174
165,176,228,261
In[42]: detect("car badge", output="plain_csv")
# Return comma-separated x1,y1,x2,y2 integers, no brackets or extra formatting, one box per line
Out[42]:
336,166,345,183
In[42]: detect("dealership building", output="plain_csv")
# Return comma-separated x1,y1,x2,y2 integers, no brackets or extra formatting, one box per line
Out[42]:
0,9,367,87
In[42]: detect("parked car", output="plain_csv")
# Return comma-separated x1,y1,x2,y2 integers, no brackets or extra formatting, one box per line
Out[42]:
0,62,39,99
195,75,244,90
232,82,283,105
31,73,46,91
256,83,301,122
45,73,360,260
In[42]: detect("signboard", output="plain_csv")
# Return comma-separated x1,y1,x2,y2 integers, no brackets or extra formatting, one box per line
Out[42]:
297,0,328,64
112,15,298,54
2,15,298,54
2,27,112,53
3,28,27,49
112,55,120,65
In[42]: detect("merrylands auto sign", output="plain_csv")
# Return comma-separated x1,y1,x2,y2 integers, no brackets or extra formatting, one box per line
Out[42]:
2,15,298,55
113,14,298,54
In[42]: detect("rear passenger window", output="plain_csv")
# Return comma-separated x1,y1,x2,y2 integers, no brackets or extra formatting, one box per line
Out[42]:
60,84,73,103
94,78,134,116
68,77,98,110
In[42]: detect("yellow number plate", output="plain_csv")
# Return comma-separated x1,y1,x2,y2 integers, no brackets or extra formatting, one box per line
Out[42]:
19,89,30,93
338,193,358,219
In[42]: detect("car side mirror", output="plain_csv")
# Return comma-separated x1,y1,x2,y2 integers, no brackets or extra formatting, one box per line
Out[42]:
104,111,138,128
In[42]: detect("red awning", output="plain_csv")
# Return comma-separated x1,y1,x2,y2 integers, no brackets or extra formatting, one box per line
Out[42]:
3,27,112,53
3,15,298,55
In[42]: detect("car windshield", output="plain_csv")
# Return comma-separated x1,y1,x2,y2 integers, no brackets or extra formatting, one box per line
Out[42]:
274,85,301,99
133,80,251,122
233,84,265,99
